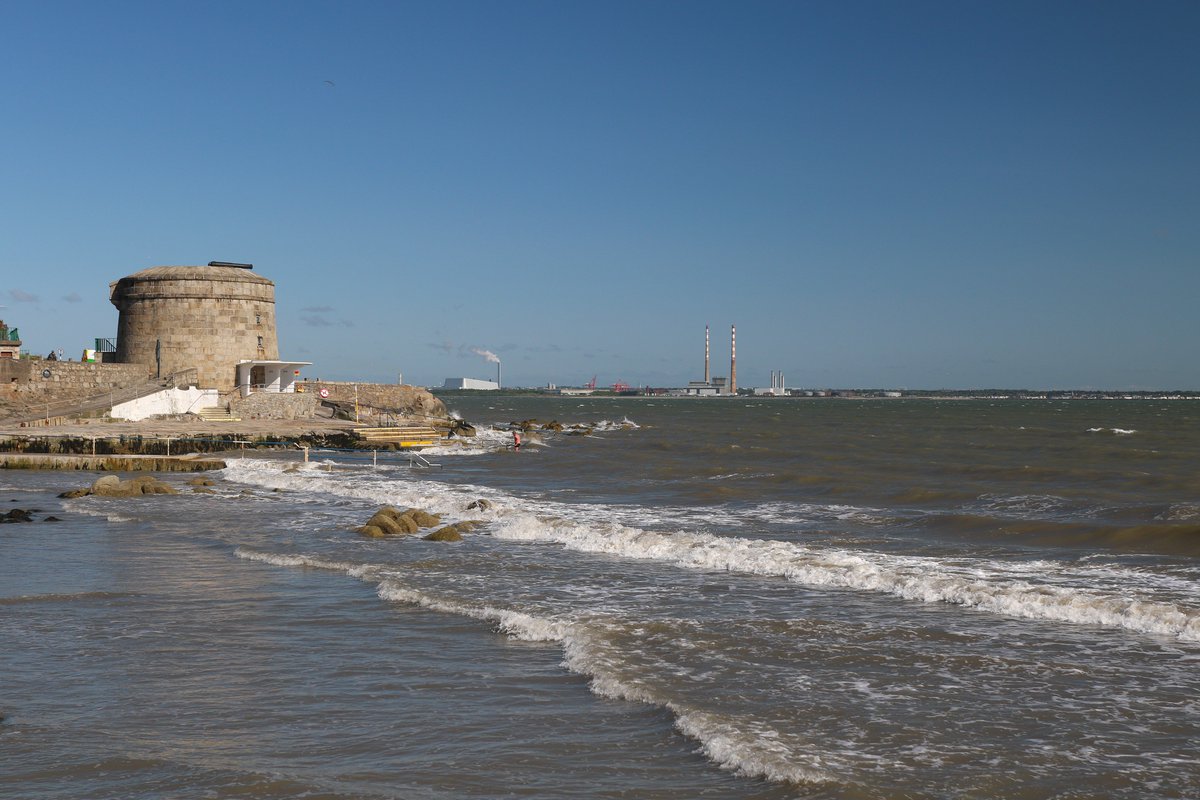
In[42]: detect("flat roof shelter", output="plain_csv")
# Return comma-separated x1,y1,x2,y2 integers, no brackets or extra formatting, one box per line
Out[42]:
236,360,312,398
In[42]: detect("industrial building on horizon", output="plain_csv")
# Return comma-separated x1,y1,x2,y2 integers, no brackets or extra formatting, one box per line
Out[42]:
441,377,500,391
672,324,738,396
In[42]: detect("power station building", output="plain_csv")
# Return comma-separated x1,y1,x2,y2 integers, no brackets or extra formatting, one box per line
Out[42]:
109,263,308,393
673,324,737,396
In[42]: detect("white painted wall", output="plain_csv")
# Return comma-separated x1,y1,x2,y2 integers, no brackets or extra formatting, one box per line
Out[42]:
111,387,218,421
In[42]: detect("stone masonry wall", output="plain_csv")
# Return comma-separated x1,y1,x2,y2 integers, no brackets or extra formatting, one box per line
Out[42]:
0,362,151,397
229,392,318,420
305,382,447,421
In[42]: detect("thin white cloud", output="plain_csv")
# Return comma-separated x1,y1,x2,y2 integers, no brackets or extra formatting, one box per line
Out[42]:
301,315,333,327
9,289,38,303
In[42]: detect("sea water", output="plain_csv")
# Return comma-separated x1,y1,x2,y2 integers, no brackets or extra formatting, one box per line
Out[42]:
2,398,1199,798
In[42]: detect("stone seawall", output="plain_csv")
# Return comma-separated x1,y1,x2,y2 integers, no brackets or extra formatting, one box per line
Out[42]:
305,382,447,421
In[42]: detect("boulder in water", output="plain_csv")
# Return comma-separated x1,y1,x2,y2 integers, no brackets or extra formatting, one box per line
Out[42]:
423,525,463,542
79,474,178,497
91,475,121,493
409,509,441,528
358,524,387,539
449,420,477,438
366,511,407,536
466,498,492,511
389,512,419,533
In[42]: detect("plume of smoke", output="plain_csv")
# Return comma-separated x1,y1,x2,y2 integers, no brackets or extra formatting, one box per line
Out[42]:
470,347,501,364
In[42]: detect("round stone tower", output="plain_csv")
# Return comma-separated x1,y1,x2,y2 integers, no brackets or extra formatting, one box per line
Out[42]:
109,265,279,390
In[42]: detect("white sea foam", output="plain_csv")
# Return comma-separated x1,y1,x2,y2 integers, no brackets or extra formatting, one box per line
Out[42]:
242,549,834,787
489,513,1200,642
376,582,833,785
1087,427,1137,435
376,581,566,642
234,548,381,580
221,460,1200,642
65,503,137,524
674,710,834,785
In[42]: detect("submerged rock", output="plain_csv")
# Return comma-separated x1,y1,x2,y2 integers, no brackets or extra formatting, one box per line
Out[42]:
366,511,407,535
58,474,181,499
1,508,33,523
358,524,387,539
355,505,448,538
466,498,492,511
93,475,177,497
392,514,420,534
423,525,463,542
449,419,477,438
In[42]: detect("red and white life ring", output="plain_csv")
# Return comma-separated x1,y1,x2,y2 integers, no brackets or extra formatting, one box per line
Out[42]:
318,388,330,398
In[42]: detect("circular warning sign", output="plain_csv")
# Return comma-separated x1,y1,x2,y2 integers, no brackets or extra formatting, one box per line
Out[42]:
318,388,330,398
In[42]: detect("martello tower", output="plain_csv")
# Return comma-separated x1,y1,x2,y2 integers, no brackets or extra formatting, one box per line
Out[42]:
109,264,279,390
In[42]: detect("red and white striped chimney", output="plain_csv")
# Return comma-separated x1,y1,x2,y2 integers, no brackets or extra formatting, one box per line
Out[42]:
730,324,737,394
704,325,710,384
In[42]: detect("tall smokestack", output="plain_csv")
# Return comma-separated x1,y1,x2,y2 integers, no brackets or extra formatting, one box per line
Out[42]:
730,324,737,395
704,325,710,384
497,360,502,390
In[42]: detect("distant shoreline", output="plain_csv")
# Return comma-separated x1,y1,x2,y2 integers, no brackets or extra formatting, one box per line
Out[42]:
432,390,1200,401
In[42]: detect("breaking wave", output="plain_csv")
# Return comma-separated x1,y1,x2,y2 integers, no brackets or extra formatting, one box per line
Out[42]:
237,547,835,787
488,515,1200,642
223,460,1200,642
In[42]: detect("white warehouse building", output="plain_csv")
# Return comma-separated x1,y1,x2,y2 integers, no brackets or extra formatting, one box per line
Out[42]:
442,377,500,390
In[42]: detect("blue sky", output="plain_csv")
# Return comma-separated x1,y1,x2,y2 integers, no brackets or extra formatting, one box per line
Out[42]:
1,1,1196,389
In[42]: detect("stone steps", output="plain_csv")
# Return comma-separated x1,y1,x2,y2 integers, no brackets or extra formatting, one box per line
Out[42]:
196,406,242,422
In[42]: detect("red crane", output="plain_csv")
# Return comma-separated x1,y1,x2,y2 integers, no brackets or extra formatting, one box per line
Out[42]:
584,375,597,389
611,380,631,393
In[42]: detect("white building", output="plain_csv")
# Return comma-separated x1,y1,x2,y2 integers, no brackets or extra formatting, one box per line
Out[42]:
442,377,500,390
754,370,787,396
